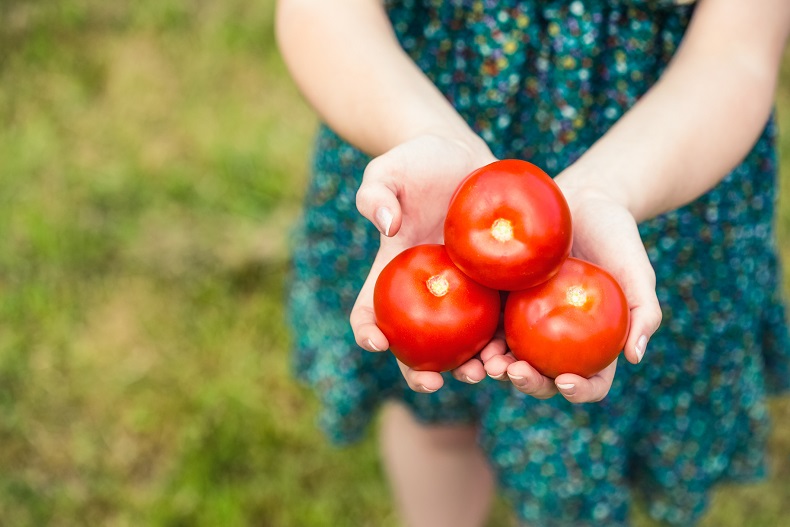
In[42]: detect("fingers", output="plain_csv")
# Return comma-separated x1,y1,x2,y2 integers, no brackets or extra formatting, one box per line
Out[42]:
483,351,516,381
450,332,507,384
476,334,510,381
624,303,662,365
350,289,389,354
479,336,564,400
554,358,618,403
616,244,662,365
397,360,445,393
356,155,403,237
505,361,559,399
350,245,397,353
499,358,617,403
351,283,445,394
350,302,389,352
451,357,487,384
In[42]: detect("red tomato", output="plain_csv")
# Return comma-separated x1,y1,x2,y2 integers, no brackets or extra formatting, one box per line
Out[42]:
504,257,629,379
444,159,572,291
374,244,501,372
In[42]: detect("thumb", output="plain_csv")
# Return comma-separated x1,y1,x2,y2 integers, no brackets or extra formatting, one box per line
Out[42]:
618,244,662,366
356,156,403,237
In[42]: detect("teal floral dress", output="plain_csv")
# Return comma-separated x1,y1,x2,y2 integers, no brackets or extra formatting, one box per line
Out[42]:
287,1,790,525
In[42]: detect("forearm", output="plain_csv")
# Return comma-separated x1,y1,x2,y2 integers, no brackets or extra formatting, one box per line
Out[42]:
275,0,483,156
558,0,790,222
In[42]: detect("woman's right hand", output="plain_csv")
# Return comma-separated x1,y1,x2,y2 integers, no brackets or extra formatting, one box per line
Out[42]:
350,132,504,393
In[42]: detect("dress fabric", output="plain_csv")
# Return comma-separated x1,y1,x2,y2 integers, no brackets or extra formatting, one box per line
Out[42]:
287,1,790,525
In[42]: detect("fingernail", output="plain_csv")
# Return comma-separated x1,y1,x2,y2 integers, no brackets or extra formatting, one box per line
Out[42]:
419,385,437,393
367,338,382,352
375,207,393,237
487,372,507,381
557,383,575,394
635,335,648,363
465,375,481,384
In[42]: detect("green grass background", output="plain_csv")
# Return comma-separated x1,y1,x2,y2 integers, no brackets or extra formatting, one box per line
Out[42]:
0,1,788,526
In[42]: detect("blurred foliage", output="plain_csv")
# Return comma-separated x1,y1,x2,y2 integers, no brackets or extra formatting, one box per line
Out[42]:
0,1,787,526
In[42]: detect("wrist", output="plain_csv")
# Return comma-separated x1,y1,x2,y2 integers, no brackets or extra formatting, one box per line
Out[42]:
554,164,638,221
554,165,630,210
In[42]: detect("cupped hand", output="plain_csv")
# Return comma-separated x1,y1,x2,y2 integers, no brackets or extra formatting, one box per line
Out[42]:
483,179,662,403
483,348,618,402
350,133,498,393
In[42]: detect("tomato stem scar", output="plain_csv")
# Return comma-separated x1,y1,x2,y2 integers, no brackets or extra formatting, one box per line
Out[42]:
490,218,514,242
426,275,450,297
566,285,587,307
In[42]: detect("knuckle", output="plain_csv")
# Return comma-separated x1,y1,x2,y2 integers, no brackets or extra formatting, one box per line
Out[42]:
647,268,657,286
651,305,664,330
517,386,536,396
641,262,657,285
361,157,389,188
355,185,373,213
364,155,384,176
517,383,547,398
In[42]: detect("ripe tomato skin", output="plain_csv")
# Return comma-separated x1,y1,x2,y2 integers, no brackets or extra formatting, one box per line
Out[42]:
504,258,629,379
374,244,501,372
444,159,572,291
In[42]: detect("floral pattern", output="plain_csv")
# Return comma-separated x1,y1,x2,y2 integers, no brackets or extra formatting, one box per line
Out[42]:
287,1,789,525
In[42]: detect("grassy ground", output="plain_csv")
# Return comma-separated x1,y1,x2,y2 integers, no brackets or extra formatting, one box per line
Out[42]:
0,1,788,526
